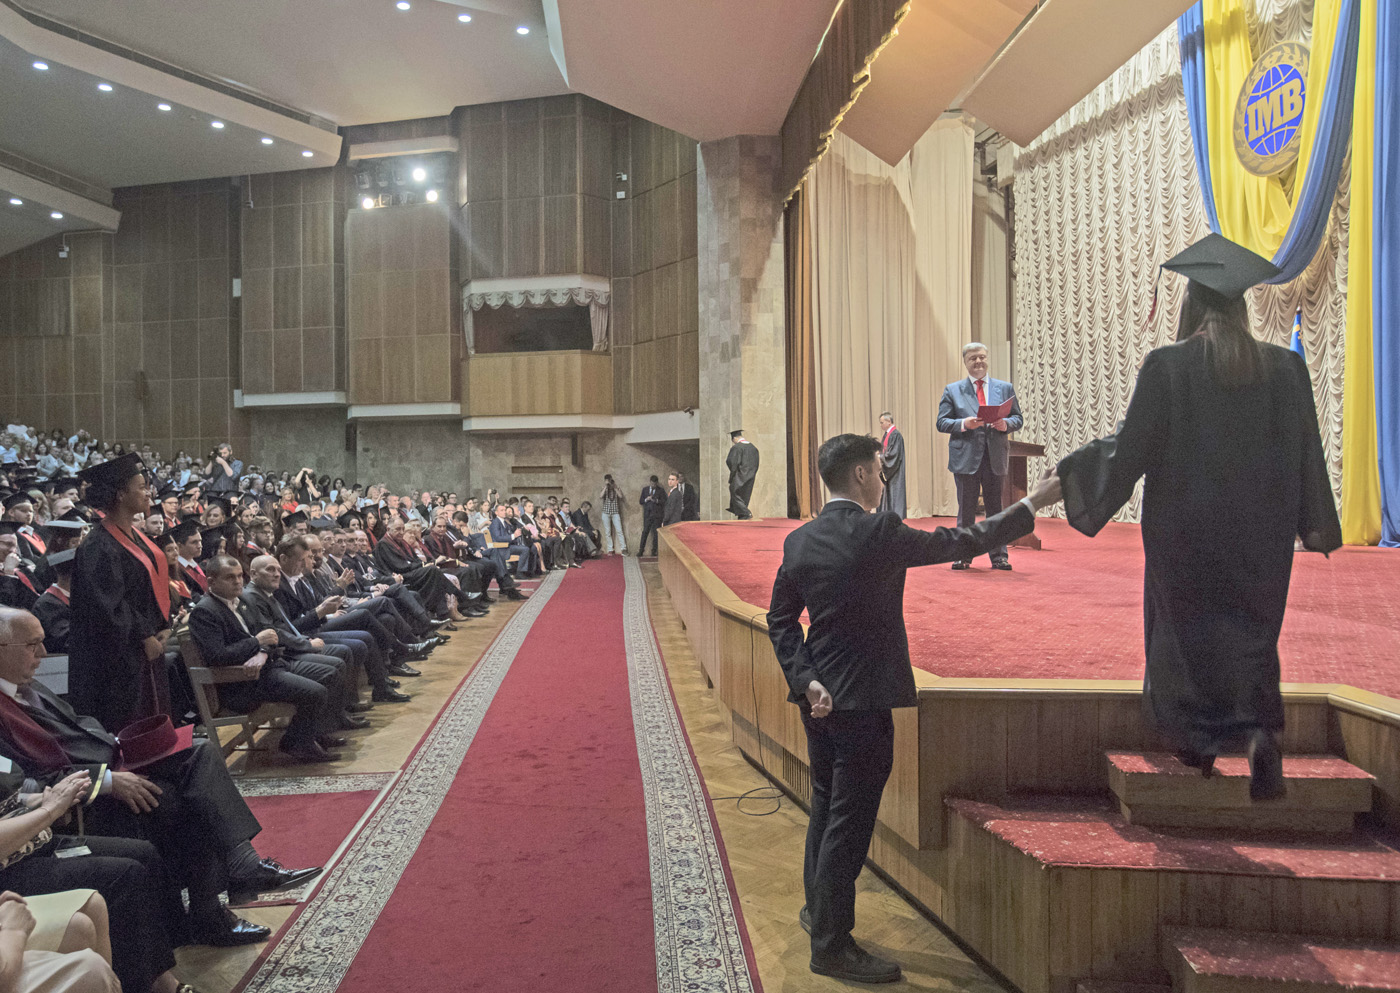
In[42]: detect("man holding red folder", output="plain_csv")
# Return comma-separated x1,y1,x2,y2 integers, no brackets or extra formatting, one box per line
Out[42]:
936,342,1024,570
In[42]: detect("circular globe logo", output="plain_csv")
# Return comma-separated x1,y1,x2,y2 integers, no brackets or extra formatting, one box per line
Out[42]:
1234,42,1310,176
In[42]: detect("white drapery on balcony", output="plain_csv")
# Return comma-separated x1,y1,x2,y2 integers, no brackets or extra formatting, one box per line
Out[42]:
462,274,611,355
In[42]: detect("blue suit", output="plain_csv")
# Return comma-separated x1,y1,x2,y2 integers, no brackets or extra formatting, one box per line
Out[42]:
936,377,1024,563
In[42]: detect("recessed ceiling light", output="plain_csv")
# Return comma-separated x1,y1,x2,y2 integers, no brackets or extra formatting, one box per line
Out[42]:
516,25,529,34
157,102,172,111
211,120,225,129
457,12,471,21
426,189,439,202
302,150,314,158
97,83,114,92
396,1,410,8
362,197,375,209
50,211,64,220
7,198,22,206
32,61,49,71
261,137,274,145
412,167,427,182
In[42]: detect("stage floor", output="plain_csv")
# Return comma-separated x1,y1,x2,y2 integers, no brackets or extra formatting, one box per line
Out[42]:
667,517,1400,697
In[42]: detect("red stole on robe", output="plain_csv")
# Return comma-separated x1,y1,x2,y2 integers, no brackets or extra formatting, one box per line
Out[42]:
0,692,71,773
102,521,172,620
43,584,69,605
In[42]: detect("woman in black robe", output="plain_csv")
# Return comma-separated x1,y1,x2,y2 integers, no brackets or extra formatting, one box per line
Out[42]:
1057,255,1341,799
68,454,174,732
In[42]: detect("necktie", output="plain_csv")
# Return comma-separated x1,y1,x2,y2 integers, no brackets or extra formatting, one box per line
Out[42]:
975,379,986,406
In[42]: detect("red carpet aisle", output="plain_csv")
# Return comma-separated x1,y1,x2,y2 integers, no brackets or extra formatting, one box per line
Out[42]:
233,775,394,908
238,559,758,993
670,518,1400,696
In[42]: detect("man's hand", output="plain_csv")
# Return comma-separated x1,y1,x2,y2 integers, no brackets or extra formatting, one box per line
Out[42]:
316,595,344,618
337,569,354,590
805,680,833,718
309,638,325,650
961,417,984,432
1028,469,1063,511
111,771,163,814
992,419,1009,432
255,628,280,647
243,651,268,673
392,573,404,584
372,584,389,595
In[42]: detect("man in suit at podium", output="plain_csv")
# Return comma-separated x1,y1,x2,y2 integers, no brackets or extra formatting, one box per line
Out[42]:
767,433,1060,983
936,342,1024,571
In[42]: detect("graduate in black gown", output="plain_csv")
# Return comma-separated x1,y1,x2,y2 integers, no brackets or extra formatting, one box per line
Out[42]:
1056,235,1342,799
68,454,175,733
726,429,760,520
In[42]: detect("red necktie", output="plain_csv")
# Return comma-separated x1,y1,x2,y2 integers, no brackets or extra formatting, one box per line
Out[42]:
191,563,207,585
975,379,986,406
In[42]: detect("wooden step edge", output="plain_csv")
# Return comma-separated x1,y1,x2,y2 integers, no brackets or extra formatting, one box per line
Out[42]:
1162,927,1400,993
1075,980,1171,993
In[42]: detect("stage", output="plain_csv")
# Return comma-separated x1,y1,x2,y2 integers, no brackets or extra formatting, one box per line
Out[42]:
666,516,1400,696
657,518,1400,993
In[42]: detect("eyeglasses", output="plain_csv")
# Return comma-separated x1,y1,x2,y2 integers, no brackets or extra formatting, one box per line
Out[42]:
0,639,46,652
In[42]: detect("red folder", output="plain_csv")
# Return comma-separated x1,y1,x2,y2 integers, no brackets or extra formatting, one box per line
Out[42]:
978,398,1013,422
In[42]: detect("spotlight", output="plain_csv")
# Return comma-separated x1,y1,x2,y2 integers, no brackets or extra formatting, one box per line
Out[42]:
516,25,529,34
426,189,439,202
157,102,172,111
302,150,314,157
97,83,113,92
396,1,410,8
412,167,427,182
211,120,225,129
50,211,64,220
7,198,22,206
32,61,49,71
261,137,274,145
362,197,375,210
458,12,471,21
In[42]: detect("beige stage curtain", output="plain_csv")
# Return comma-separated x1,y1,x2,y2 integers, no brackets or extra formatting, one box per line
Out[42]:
784,186,821,519
808,120,974,518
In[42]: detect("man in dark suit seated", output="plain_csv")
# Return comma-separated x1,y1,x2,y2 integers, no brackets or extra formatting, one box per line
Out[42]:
488,505,534,580
451,515,526,600
0,606,323,945
766,435,1061,983
323,529,443,634
304,532,438,652
188,555,349,764
272,537,410,703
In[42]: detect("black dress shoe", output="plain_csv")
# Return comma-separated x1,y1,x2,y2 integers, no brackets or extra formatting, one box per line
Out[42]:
479,594,497,603
465,607,488,618
340,714,372,730
317,735,349,749
279,740,338,764
799,905,811,935
386,678,400,688
429,618,454,628
190,908,273,946
441,622,459,631
503,588,528,601
347,700,374,713
373,687,412,703
228,860,325,905
810,941,902,984
951,560,970,570
402,640,434,655
992,559,1013,571
1176,748,1217,778
389,662,421,677
1249,729,1287,800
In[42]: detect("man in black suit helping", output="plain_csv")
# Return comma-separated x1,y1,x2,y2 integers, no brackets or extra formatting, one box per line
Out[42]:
767,434,1061,983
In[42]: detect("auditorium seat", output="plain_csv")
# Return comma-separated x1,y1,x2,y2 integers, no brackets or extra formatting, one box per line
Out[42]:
179,634,293,766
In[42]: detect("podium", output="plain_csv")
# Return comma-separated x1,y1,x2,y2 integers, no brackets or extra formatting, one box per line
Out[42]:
1001,440,1045,550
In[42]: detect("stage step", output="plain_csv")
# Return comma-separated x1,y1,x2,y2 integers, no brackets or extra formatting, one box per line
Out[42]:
1163,927,1400,993
1107,752,1374,835
1077,981,1169,993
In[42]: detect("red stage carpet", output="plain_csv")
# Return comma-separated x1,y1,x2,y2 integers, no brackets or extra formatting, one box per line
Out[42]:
669,517,1400,697
240,559,758,993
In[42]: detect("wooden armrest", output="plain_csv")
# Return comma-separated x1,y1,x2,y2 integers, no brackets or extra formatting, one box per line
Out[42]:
489,541,508,548
205,666,262,684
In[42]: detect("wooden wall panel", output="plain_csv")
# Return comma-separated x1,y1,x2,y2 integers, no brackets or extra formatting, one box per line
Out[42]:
505,198,541,277
541,115,578,198
540,197,580,275
463,350,612,416
506,120,542,200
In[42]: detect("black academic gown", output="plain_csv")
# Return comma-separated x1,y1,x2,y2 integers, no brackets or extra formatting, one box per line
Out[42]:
1057,337,1341,757
726,442,760,519
878,427,907,518
32,588,70,653
68,523,172,733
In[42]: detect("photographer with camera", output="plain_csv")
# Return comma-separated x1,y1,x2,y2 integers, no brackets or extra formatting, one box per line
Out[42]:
203,444,242,497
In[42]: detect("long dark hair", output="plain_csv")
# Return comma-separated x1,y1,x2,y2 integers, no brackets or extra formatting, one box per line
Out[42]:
1177,281,1261,386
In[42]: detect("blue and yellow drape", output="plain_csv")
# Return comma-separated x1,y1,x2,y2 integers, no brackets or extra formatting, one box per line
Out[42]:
1179,0,1397,546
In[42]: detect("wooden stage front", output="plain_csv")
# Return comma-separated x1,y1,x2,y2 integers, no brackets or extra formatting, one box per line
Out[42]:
657,524,1400,993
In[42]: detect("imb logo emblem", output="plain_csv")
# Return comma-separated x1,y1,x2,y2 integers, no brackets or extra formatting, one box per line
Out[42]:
1233,42,1310,176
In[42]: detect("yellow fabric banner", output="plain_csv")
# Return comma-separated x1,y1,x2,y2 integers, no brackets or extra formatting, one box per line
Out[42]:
1341,0,1382,544
1201,0,1341,258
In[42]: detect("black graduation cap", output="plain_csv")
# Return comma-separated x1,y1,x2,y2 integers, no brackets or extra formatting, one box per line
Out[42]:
77,452,145,492
155,483,181,501
2,491,33,511
200,526,228,550
162,519,201,545
47,547,77,567
205,495,232,516
59,509,89,524
282,510,307,528
45,477,80,494
40,519,86,539
0,521,21,536
308,516,335,530
336,511,363,528
182,482,202,496
729,428,743,438
1162,234,1281,299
